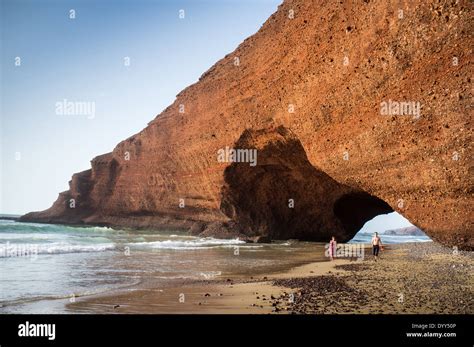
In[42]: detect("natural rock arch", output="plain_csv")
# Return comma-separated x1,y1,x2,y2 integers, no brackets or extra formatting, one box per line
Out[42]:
333,192,393,240
220,127,394,242
21,0,472,250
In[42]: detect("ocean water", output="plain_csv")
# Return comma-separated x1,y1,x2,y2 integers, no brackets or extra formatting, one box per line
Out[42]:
349,231,431,244
0,220,327,313
0,219,431,313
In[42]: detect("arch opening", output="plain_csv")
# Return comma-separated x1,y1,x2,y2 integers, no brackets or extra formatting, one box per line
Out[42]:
333,192,393,239
349,212,431,244
219,126,420,243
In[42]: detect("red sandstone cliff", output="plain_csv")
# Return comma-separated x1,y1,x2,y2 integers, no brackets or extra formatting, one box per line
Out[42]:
21,0,473,249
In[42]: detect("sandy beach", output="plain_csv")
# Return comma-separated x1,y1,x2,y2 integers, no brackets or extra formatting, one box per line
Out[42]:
67,242,473,314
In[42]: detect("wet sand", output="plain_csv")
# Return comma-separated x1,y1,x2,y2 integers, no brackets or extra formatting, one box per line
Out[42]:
67,242,473,314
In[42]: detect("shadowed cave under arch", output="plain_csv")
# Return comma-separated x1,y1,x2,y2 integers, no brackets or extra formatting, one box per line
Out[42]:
220,127,395,242
333,192,394,240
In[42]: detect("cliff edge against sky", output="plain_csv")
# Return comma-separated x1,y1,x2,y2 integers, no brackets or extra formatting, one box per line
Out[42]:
22,0,473,250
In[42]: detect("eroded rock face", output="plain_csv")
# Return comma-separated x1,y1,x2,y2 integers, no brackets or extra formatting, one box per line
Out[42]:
21,0,473,249
220,126,393,241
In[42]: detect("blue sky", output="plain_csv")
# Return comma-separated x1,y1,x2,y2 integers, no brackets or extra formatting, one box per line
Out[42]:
358,212,413,234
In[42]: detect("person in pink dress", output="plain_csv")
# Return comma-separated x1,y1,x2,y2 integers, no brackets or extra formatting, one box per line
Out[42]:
329,236,337,261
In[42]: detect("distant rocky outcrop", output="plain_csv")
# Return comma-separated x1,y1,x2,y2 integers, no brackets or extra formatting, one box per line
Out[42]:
383,226,426,237
21,0,473,250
